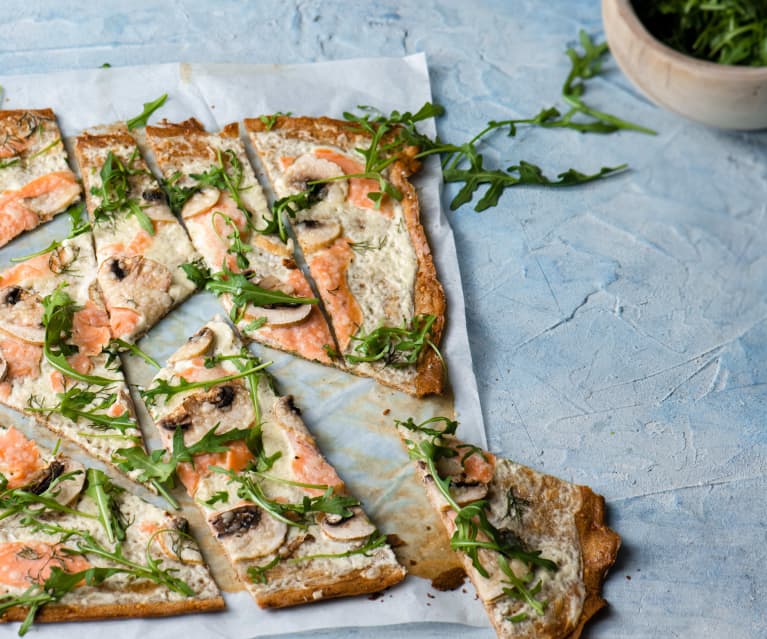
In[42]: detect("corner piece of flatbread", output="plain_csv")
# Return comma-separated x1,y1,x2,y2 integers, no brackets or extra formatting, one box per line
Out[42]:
245,115,446,398
144,317,406,607
400,425,620,638
0,426,224,628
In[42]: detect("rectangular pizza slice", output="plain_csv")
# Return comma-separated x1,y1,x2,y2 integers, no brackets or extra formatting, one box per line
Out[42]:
398,417,620,639
73,126,199,342
144,119,333,366
0,425,224,634
245,115,446,397
0,109,81,248
141,318,406,607
0,231,146,480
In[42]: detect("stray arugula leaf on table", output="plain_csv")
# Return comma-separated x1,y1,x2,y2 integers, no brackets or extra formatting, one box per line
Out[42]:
126,93,168,130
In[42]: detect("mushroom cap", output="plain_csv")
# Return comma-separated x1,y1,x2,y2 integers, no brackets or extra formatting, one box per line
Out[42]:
0,353,7,382
97,255,173,335
208,503,288,560
318,506,376,542
28,458,86,506
243,302,312,328
151,515,205,565
181,187,221,219
294,219,342,253
0,287,45,345
284,154,349,205
157,382,256,448
167,326,215,364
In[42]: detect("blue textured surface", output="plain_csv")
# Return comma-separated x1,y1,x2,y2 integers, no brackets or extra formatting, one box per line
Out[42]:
2,2,766,638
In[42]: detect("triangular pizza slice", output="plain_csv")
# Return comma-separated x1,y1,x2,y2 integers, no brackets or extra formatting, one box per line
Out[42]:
0,231,146,480
140,318,406,607
0,425,224,634
245,115,446,397
145,119,332,365
398,417,620,639
73,126,199,341
0,109,81,248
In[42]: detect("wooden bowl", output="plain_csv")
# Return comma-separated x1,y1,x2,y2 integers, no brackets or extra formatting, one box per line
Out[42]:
602,0,767,130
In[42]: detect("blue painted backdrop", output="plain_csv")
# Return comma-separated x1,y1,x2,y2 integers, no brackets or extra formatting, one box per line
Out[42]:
1,2,766,638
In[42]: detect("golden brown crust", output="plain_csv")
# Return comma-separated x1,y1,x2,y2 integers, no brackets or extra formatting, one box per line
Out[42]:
246,115,446,396
563,487,621,639
0,595,226,624
0,108,56,127
146,119,239,167
75,129,136,154
254,562,406,608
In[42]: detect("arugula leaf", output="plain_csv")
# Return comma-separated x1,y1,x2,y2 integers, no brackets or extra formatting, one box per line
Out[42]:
107,337,160,369
10,203,90,264
140,360,271,406
84,468,128,544
180,258,210,289
202,265,317,324
247,531,387,584
0,471,94,524
190,148,252,225
399,416,557,619
0,566,120,636
203,491,229,507
0,157,21,170
91,150,155,235
162,170,200,216
346,314,444,373
212,212,251,270
634,0,767,66
259,182,323,242
126,93,168,130
41,284,117,386
27,387,136,437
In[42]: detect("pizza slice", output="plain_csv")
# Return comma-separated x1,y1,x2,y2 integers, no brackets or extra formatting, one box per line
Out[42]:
145,119,332,365
0,425,224,634
0,109,81,248
73,126,199,341
398,417,620,639
0,231,146,480
139,318,406,607
245,115,446,397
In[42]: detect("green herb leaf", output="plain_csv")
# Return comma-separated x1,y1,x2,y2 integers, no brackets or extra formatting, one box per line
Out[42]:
27,387,136,436
91,150,155,235
126,93,168,130
84,468,127,543
107,338,160,369
41,284,118,386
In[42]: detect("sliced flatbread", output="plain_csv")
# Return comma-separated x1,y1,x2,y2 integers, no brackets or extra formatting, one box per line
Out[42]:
145,119,335,367
398,419,620,639
0,232,145,480
73,126,198,341
0,425,224,632
0,109,81,248
245,115,446,396
142,318,406,607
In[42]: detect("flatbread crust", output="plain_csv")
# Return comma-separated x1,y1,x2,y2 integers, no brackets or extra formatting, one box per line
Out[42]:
245,116,446,397
144,319,407,608
2,595,225,624
402,426,620,639
74,126,199,342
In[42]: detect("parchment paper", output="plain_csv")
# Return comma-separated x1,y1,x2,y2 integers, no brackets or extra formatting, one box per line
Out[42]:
0,54,489,637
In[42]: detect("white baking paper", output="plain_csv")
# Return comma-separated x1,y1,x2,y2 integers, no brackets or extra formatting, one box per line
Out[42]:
0,54,488,637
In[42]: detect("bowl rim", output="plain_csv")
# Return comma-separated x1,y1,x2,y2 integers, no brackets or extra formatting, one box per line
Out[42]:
612,0,767,78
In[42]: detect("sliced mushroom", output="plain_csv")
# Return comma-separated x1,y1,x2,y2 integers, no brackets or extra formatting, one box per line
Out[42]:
152,515,204,565
22,179,81,219
28,458,86,506
157,382,255,447
284,154,348,204
208,504,287,560
167,326,215,364
0,287,45,345
242,278,312,327
272,395,304,432
254,234,293,258
294,219,342,253
449,481,489,507
0,353,7,382
47,243,81,275
181,187,220,219
97,255,173,332
319,506,376,542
